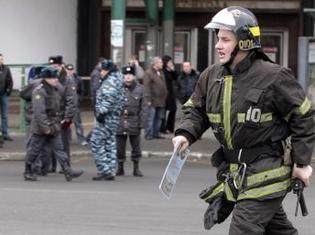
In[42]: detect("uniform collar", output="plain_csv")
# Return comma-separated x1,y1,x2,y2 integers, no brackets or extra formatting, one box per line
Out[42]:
223,51,256,75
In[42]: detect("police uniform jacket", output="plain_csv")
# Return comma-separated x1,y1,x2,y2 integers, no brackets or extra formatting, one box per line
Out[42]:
117,81,144,136
176,51,315,201
31,80,62,135
58,68,77,120
95,71,125,127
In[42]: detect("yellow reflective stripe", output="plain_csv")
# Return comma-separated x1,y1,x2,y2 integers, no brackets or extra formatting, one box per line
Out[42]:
297,98,311,116
208,113,221,123
246,166,291,187
260,113,273,122
249,26,260,36
203,182,224,202
223,76,233,149
224,183,236,202
183,98,194,107
285,98,312,120
237,113,245,123
237,179,291,200
229,163,238,173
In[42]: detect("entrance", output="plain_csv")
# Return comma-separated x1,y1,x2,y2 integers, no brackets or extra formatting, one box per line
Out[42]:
125,27,198,70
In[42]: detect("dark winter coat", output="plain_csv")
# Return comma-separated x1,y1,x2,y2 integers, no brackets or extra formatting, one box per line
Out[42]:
177,69,199,104
0,64,13,96
143,67,168,107
163,68,177,111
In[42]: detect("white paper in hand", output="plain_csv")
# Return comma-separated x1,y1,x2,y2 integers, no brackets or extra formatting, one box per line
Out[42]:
159,142,189,199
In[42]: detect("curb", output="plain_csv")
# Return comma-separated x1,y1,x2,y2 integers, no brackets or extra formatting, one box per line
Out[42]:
0,150,212,161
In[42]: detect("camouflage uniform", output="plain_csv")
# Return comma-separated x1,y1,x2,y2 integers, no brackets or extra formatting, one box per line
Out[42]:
90,71,125,177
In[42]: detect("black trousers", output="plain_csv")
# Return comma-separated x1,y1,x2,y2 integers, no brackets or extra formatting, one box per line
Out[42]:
116,134,141,162
229,197,297,235
25,133,70,172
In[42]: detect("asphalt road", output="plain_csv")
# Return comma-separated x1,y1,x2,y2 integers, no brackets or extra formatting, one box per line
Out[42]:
0,158,314,235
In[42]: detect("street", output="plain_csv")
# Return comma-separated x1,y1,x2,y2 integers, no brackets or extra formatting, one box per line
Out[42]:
0,158,314,235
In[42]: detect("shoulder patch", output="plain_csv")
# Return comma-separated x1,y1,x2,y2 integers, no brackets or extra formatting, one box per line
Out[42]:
35,94,41,100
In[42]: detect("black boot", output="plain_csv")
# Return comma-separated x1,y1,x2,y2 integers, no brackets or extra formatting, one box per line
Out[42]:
64,168,83,182
133,161,143,177
24,163,37,181
92,172,115,181
116,162,124,176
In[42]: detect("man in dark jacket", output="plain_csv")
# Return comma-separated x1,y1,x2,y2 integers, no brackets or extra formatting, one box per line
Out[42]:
172,6,314,234
23,67,83,181
116,65,144,177
177,61,199,105
143,56,168,140
0,53,13,141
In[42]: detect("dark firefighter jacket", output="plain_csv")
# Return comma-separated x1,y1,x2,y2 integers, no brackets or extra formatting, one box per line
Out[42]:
176,51,315,202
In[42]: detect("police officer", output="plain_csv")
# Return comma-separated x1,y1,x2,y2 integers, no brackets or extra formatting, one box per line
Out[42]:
65,63,88,146
90,60,125,181
172,6,314,234
116,65,144,177
24,67,83,181
48,56,77,170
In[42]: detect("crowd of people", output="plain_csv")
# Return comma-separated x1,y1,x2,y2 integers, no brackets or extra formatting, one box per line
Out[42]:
0,52,199,181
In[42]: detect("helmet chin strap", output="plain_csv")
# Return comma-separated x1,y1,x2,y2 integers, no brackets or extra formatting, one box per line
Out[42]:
223,45,239,71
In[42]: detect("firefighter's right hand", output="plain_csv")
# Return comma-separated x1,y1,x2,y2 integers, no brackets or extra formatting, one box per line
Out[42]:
172,135,189,153
292,164,313,187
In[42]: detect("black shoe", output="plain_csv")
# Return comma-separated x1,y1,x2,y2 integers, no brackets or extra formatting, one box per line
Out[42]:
24,173,37,181
154,135,165,139
116,162,124,176
92,173,115,181
48,168,56,173
3,136,13,141
64,169,83,182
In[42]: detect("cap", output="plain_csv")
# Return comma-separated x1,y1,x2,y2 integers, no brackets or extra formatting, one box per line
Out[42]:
65,64,74,70
48,55,63,65
40,66,59,79
122,65,135,75
101,59,117,72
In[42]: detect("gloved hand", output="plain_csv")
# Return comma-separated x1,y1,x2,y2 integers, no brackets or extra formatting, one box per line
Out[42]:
96,113,106,123
50,124,61,136
61,119,72,129
203,196,234,230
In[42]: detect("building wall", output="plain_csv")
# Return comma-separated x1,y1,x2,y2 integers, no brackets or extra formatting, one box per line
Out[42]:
0,0,77,65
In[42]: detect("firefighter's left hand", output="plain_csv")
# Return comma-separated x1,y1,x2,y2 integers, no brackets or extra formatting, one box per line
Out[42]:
292,164,313,187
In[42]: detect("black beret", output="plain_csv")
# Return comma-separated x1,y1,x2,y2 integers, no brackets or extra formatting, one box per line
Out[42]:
48,55,63,65
122,65,135,75
40,67,59,79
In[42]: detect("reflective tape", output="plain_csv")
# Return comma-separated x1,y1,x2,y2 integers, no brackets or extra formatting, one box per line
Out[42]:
208,113,221,123
249,26,261,36
246,166,291,187
237,178,291,200
183,98,194,107
223,76,233,149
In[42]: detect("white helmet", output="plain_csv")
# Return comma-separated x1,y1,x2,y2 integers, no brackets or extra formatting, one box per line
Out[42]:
205,6,261,51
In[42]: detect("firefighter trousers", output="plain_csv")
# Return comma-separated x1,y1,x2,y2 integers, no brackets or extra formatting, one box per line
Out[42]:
229,196,297,235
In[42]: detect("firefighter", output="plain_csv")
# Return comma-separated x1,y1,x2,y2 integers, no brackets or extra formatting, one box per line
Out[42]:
172,6,314,234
